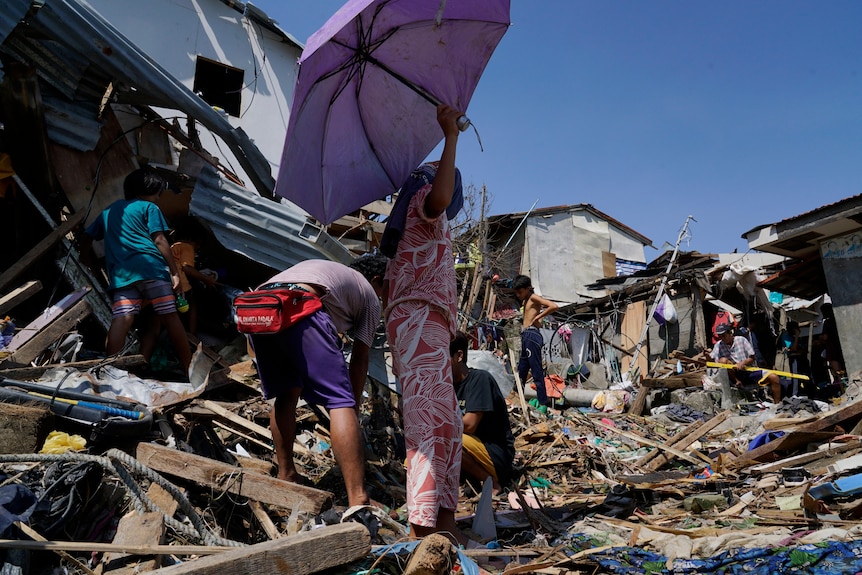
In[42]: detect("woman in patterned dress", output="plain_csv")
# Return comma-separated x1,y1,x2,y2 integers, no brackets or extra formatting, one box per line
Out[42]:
383,104,467,546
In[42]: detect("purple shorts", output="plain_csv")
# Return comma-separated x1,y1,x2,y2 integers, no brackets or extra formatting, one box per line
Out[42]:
249,310,354,409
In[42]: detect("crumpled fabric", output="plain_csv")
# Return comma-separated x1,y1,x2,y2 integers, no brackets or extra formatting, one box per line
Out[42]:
776,396,824,415
591,390,629,413
665,403,707,423
0,482,37,537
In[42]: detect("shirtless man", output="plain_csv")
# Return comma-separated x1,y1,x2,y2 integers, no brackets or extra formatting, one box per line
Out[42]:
513,275,559,407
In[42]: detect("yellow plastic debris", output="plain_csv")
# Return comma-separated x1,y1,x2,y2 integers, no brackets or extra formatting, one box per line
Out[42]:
40,431,87,454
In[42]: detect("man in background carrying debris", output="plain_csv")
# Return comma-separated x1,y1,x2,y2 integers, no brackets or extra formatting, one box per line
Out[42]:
450,332,515,496
80,167,191,372
248,255,388,509
710,323,781,403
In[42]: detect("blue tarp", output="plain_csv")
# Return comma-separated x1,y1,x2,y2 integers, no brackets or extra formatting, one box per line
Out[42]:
558,534,862,574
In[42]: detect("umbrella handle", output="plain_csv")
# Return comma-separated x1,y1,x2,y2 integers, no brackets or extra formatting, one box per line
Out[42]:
457,116,471,132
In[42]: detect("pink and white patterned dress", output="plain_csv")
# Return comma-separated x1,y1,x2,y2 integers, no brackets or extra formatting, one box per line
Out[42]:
385,184,462,528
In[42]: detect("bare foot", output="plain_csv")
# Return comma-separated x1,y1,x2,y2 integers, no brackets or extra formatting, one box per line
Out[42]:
278,471,313,487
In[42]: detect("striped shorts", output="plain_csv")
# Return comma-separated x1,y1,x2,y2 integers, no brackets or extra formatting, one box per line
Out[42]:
111,279,177,317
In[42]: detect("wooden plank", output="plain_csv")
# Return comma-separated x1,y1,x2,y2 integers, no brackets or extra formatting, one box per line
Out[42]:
191,400,311,457
149,523,369,575
621,300,648,378
634,419,704,468
5,288,89,351
201,400,272,440
762,416,819,430
747,442,862,475
4,298,92,366
135,442,332,514
0,540,230,555
726,431,841,471
0,210,85,292
15,522,96,575
102,512,165,573
103,484,181,574
594,420,710,468
643,411,730,472
360,198,393,217
248,501,281,540
798,399,862,434
0,355,146,380
508,349,531,426
628,387,648,417
0,281,42,316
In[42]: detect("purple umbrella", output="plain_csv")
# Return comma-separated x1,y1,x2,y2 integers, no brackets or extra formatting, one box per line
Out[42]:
275,0,510,225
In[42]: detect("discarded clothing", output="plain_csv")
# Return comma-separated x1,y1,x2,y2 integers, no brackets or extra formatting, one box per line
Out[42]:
748,430,786,451
665,404,707,424
560,535,862,574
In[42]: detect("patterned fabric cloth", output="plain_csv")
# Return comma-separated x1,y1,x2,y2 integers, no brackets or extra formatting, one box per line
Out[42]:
384,186,458,336
385,184,461,527
560,534,862,574
710,335,755,364
387,301,462,527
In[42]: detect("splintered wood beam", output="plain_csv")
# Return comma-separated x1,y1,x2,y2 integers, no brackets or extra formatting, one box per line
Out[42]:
3,298,92,366
0,211,85,292
0,280,42,316
135,442,332,514
102,483,181,574
149,523,370,575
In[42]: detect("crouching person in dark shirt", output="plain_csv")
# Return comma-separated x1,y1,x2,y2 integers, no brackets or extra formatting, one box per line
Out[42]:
450,331,516,495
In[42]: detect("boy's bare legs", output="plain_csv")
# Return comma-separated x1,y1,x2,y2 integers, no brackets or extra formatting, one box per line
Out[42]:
106,314,135,356
271,389,304,483
161,312,192,371
329,406,371,507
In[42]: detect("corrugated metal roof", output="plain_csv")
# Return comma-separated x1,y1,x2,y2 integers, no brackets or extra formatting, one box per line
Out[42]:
488,203,654,248
1,0,275,196
0,0,32,83
190,165,353,270
0,0,29,45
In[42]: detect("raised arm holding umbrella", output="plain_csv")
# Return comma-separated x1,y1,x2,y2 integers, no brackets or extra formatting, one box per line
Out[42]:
384,104,470,546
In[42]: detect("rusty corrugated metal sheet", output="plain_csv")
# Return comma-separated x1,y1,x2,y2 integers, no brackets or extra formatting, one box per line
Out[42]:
0,0,32,83
190,164,353,270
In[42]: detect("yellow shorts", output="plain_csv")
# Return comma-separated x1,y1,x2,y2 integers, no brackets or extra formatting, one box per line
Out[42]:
462,434,498,482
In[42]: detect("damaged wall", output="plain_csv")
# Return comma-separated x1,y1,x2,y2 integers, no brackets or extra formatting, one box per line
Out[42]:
820,231,862,375
522,209,648,305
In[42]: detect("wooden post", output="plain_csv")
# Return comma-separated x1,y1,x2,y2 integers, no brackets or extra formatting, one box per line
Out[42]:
508,349,531,426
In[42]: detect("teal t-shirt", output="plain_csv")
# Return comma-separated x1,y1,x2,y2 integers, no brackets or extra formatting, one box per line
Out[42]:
86,199,171,290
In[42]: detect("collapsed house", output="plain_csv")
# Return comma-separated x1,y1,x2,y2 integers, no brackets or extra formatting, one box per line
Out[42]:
0,0,360,360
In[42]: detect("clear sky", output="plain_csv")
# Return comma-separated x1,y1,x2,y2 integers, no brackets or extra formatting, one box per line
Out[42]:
254,1,861,257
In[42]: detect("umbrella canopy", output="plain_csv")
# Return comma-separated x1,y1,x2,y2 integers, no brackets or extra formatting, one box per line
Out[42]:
275,0,510,225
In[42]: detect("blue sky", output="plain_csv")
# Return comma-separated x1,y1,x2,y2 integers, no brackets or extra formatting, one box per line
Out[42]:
255,1,861,257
